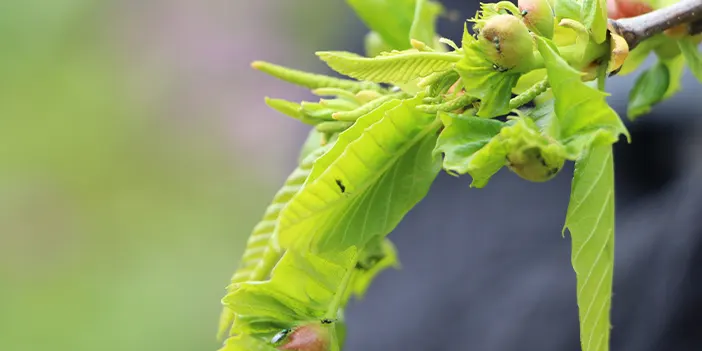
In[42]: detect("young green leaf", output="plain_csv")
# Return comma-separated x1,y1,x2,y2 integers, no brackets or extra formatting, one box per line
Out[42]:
627,62,669,120
553,0,581,22
347,0,418,50
678,38,702,83
581,0,608,43
316,50,459,85
265,98,316,125
661,54,685,99
277,94,442,252
252,61,384,93
218,147,327,340
433,111,505,176
410,0,443,46
535,36,629,148
563,143,616,351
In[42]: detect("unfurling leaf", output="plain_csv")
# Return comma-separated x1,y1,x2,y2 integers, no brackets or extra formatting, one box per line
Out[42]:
535,36,629,151
278,94,442,252
628,62,669,120
563,143,616,351
316,50,459,85
678,38,702,83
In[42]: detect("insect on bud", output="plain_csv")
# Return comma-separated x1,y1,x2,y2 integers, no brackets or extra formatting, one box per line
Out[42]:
477,14,536,72
518,0,554,39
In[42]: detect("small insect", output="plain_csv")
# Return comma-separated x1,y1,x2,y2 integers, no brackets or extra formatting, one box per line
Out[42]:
271,328,292,344
492,36,501,53
335,179,346,193
320,319,335,324
521,9,528,16
492,64,509,72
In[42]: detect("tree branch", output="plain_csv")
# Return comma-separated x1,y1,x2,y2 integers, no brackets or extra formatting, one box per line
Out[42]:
609,0,702,50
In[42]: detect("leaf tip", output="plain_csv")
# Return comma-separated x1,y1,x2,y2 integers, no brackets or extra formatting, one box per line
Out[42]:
250,60,265,70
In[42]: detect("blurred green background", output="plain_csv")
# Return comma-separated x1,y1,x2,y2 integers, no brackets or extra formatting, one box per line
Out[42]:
0,1,349,350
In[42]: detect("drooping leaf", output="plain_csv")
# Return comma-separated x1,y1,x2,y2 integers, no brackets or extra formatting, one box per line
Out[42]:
455,26,521,118
678,38,702,83
409,0,443,45
535,36,629,150
347,0,419,50
316,50,459,85
627,62,669,120
278,94,442,252
563,143,616,351
217,147,327,339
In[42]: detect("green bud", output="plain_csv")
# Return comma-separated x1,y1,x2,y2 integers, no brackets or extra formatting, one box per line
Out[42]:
518,0,554,39
477,14,536,72
506,145,564,182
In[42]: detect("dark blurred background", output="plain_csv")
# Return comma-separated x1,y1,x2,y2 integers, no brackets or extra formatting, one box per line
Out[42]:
1,1,701,351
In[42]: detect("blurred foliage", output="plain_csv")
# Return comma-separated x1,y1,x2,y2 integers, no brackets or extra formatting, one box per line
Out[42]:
0,0,347,350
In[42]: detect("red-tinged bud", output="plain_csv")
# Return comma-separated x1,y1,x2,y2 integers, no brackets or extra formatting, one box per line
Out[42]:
478,14,537,72
518,0,554,39
607,0,653,19
276,324,331,351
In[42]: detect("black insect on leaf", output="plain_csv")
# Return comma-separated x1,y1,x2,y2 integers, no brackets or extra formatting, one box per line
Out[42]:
335,179,346,193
